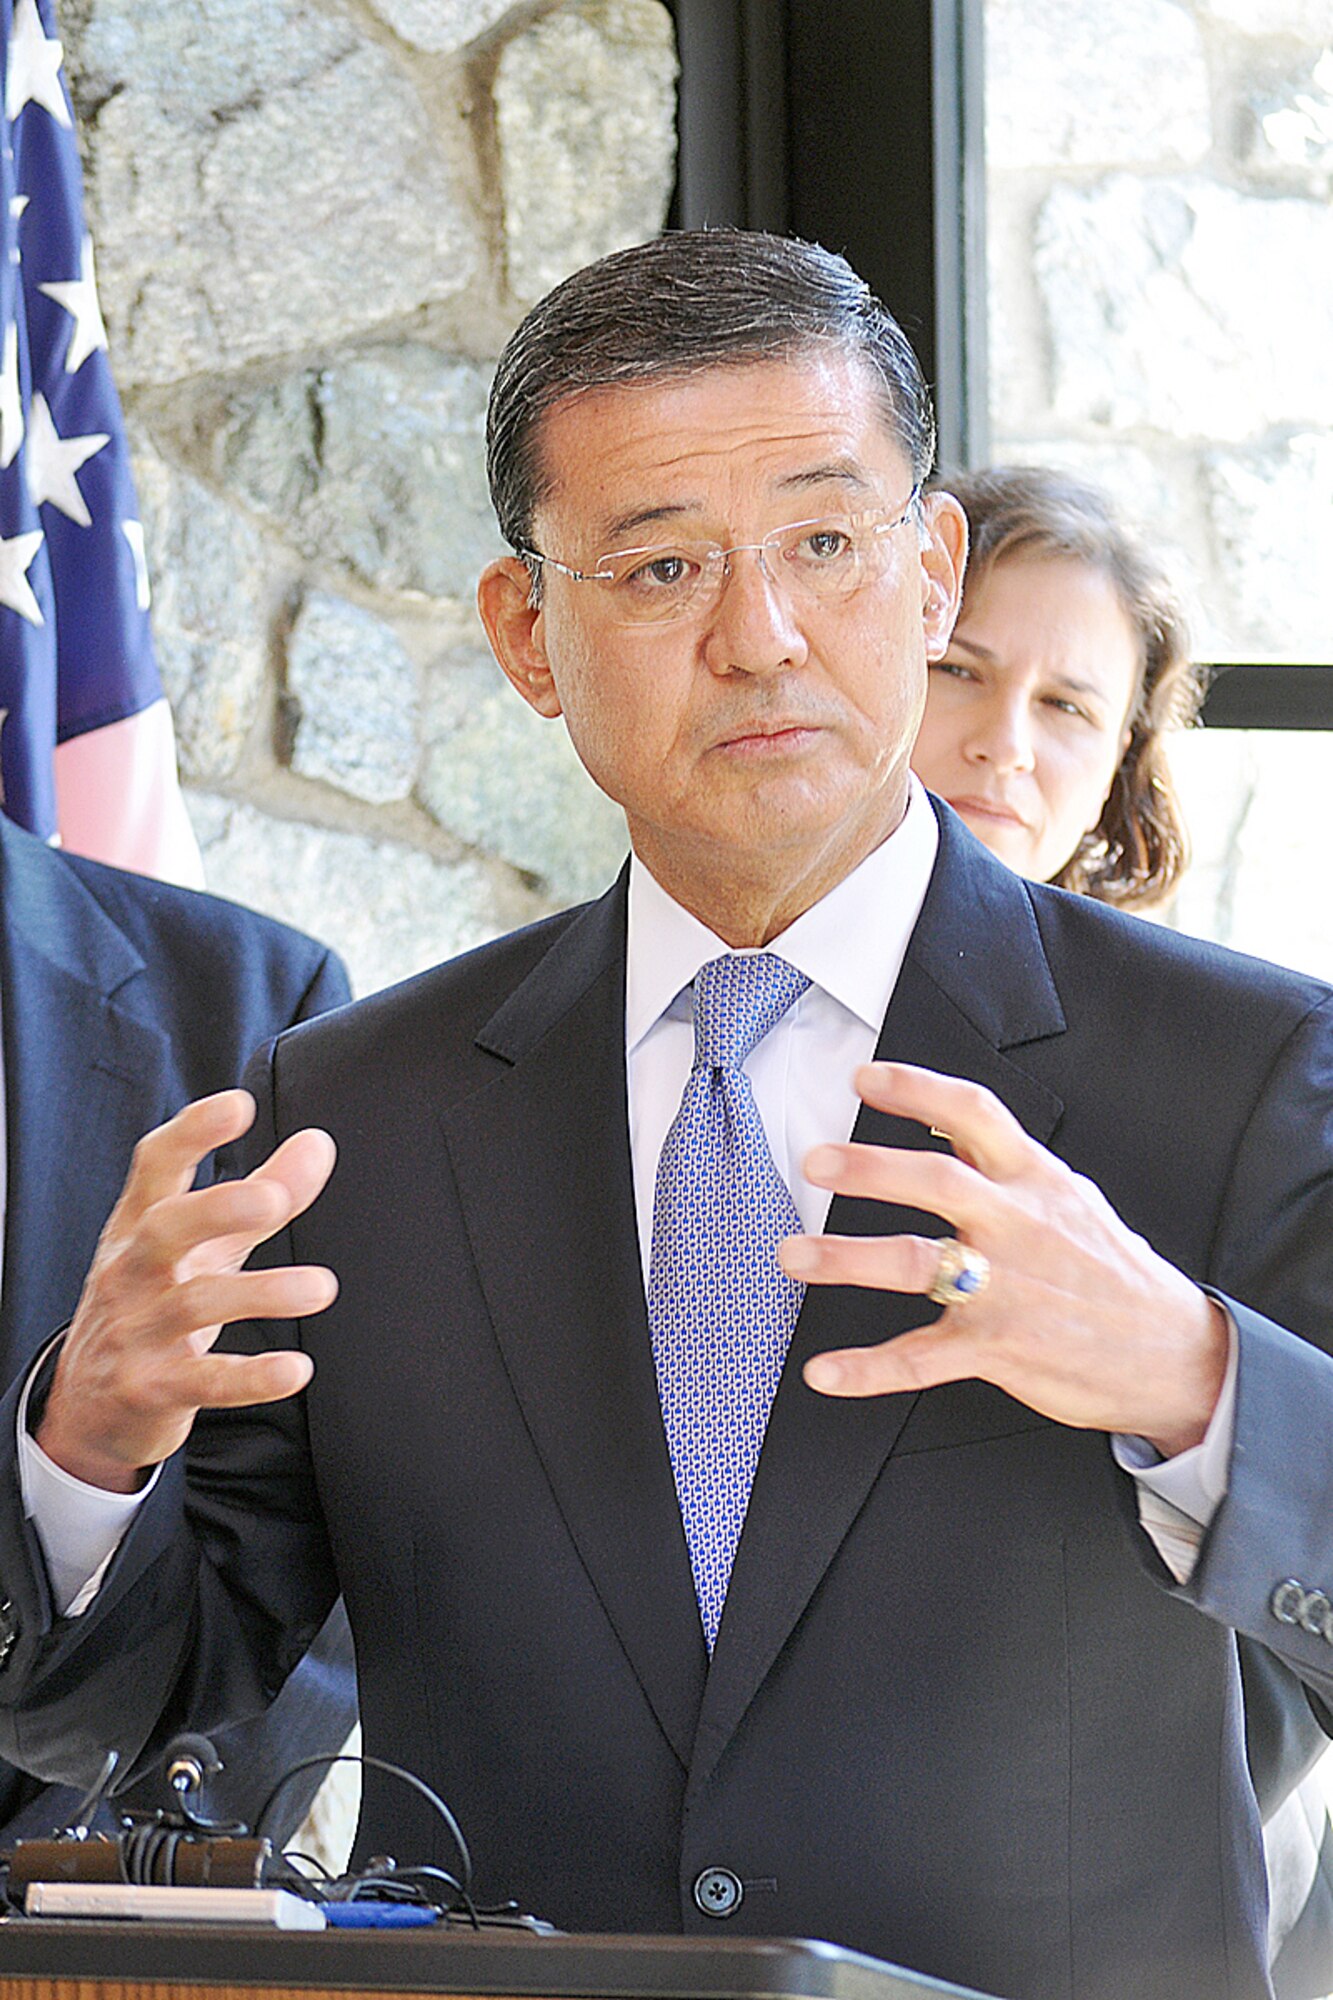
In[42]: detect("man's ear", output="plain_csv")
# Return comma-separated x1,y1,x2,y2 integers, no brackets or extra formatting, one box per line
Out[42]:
919,492,968,661
477,557,563,718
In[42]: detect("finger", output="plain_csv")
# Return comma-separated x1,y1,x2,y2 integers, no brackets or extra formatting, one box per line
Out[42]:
184,1347,315,1411
117,1091,258,1223
804,1322,986,1399
136,1176,294,1271
245,1128,337,1219
779,1229,948,1294
172,1264,340,1335
853,1063,1035,1179
138,1130,339,1275
802,1143,985,1230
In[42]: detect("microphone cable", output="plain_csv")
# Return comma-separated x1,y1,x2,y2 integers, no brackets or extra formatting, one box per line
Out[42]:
254,1752,475,1918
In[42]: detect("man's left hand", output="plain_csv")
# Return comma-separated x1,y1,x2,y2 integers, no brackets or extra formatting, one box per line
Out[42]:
780,1062,1228,1458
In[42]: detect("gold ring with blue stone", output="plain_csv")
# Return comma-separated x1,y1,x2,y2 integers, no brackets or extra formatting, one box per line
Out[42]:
927,1237,991,1308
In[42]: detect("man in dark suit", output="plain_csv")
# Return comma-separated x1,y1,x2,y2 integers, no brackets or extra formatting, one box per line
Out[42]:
0,810,356,1839
0,232,1331,2000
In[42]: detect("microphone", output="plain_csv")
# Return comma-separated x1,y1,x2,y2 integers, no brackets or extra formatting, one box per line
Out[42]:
163,1734,222,1811
2,1733,266,1907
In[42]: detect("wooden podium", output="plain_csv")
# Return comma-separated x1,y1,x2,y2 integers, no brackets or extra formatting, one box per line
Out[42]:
0,1922,1007,2000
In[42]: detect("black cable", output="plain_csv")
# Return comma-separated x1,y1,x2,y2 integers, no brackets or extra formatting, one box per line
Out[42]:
400,1867,477,1928
343,1865,466,1913
280,1849,332,1880
253,1752,472,1895
263,1857,327,1904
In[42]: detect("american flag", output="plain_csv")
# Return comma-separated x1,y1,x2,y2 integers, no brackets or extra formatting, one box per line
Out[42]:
0,0,199,883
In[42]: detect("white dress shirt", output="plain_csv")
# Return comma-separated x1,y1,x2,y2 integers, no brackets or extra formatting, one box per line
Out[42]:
625,775,941,1266
22,776,1234,1607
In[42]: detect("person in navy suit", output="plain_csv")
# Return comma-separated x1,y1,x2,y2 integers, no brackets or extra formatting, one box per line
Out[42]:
0,810,356,1840
0,233,1331,2000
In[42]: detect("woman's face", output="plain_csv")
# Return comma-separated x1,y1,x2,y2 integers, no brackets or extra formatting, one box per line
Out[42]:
911,551,1142,883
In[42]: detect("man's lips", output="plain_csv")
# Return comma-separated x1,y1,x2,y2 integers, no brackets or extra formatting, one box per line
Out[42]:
947,794,1032,830
712,721,823,753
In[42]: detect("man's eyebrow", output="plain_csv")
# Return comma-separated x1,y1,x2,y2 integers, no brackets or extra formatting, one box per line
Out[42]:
600,502,694,546
598,462,878,545
776,459,877,493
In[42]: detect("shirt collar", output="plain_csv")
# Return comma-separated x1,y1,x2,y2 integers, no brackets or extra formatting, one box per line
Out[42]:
625,775,940,1052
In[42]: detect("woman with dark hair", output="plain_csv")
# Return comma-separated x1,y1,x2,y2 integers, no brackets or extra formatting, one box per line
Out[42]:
912,463,1205,910
916,463,1332,2000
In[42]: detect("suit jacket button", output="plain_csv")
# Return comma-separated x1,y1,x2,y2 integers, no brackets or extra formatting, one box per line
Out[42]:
1271,1579,1307,1626
1301,1590,1333,1639
693,1867,743,1918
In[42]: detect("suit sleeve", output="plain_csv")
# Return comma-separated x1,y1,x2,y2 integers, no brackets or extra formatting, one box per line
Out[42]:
0,1037,341,1806
293,946,353,1021
1171,991,1333,1719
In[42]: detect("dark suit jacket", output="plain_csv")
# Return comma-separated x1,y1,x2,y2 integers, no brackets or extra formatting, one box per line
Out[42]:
1,808,1332,2000
0,811,357,1839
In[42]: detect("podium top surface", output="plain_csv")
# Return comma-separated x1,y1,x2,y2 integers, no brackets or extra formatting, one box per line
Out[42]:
0,1922,1006,2000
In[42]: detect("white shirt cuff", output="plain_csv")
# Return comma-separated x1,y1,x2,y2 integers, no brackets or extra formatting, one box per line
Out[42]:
16,1340,161,1617
1110,1312,1238,1584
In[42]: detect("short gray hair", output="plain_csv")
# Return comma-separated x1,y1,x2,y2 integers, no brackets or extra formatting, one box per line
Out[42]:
486,229,936,558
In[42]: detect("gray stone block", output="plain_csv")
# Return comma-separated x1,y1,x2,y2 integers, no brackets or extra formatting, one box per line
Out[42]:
287,591,421,805
1244,50,1333,188
1167,730,1333,985
419,645,629,904
129,432,269,782
1203,434,1333,662
986,0,1209,169
187,790,504,998
495,0,677,303
218,349,504,603
64,0,482,386
1204,0,1333,33
1036,176,1333,437
367,0,517,53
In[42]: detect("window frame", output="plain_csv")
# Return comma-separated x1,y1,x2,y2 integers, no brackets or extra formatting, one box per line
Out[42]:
665,0,1331,730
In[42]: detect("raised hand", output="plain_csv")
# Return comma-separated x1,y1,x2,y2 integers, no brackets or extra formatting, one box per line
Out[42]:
38,1090,338,1493
781,1062,1228,1458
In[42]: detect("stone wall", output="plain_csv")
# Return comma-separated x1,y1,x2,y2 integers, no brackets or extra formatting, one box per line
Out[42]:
984,0,1333,980
65,0,1332,986
62,0,677,997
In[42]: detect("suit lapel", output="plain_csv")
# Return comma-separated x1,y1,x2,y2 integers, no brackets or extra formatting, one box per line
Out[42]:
691,815,1068,1792
0,823,169,1378
437,879,707,1772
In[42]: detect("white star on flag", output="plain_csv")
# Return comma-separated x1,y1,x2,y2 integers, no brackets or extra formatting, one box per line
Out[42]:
0,527,44,625
8,193,27,267
38,232,107,374
0,321,22,469
5,0,70,128
120,519,151,610
25,391,108,526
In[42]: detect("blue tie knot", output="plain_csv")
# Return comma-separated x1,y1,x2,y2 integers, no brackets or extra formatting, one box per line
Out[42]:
692,953,810,1073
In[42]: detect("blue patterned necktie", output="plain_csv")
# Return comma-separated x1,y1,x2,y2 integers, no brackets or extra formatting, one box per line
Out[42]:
648,952,811,1649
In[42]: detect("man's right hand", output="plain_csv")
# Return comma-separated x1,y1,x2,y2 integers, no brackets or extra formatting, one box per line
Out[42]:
37,1090,338,1494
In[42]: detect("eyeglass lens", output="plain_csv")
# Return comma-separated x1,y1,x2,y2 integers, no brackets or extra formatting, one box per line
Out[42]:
595,511,907,625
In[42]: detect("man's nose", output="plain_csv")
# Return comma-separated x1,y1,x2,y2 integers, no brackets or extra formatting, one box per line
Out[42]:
964,692,1036,772
700,545,810,676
